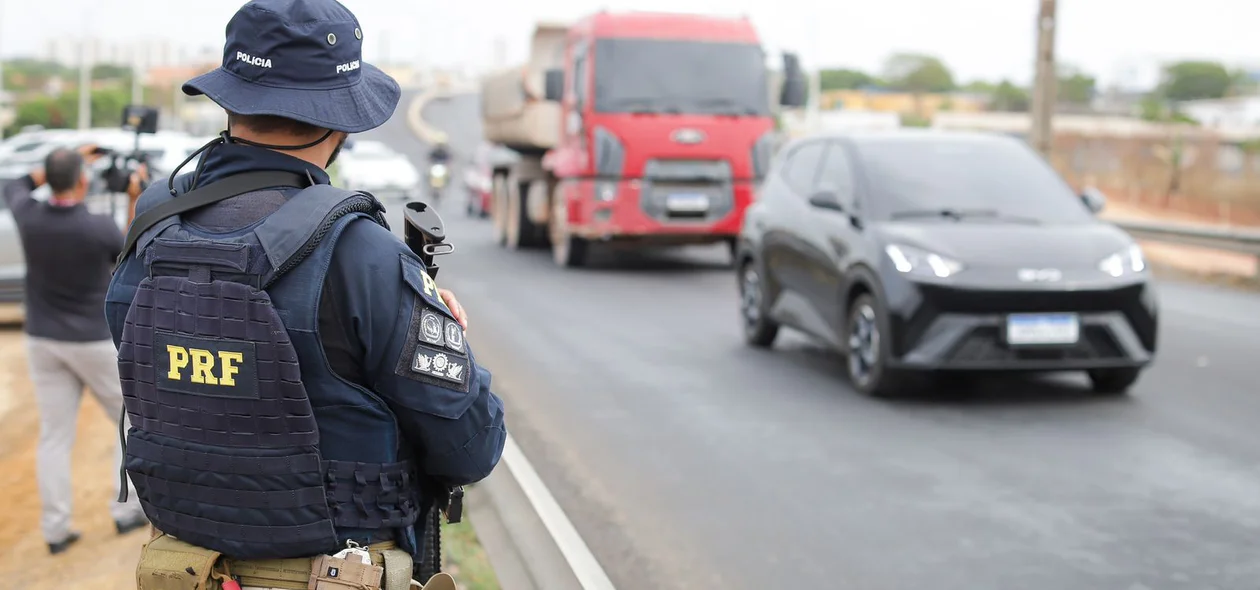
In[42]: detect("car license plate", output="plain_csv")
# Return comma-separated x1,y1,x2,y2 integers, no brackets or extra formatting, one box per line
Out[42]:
1006,313,1080,345
666,193,710,212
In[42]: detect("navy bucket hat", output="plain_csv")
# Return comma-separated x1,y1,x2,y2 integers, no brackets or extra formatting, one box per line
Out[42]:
183,0,401,134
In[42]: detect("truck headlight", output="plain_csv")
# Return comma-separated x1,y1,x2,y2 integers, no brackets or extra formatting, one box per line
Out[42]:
885,244,964,278
1098,244,1146,277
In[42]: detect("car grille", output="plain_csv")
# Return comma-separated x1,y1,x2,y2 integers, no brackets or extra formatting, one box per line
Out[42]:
945,326,1125,362
916,284,1147,313
898,284,1157,355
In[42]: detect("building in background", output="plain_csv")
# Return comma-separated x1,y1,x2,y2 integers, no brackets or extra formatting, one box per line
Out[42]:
1180,96,1260,133
820,89,988,119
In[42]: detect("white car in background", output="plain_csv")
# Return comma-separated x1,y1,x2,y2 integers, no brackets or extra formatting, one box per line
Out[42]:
339,140,420,200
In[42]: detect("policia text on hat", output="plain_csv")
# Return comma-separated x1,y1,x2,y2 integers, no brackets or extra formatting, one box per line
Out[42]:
104,2,506,589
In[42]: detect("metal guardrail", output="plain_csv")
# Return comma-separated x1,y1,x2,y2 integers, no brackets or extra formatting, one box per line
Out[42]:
1110,218,1260,257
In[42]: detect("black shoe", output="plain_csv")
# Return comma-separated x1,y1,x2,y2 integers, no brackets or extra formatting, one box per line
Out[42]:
115,514,150,535
48,532,81,555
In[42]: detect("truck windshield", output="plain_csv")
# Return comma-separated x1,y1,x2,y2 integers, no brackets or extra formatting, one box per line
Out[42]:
593,38,770,117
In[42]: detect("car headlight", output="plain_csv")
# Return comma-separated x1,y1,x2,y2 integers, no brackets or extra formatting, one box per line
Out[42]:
885,244,965,278
1098,244,1146,277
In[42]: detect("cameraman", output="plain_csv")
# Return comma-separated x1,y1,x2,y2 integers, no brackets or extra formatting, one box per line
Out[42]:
2,144,149,554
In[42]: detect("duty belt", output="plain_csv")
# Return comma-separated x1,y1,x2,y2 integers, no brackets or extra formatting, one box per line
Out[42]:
226,541,398,590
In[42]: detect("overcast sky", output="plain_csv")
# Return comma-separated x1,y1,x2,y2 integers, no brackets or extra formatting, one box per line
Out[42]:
1,0,1256,88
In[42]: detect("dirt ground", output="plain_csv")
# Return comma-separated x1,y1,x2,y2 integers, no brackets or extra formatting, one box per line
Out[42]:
0,323,146,589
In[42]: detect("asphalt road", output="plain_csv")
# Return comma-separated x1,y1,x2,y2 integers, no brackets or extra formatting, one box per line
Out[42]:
363,92,1260,590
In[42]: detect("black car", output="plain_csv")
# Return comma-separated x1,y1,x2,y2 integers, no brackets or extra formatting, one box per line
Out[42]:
736,131,1159,397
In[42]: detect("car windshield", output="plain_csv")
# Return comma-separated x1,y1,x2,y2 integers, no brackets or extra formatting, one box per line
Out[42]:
853,136,1093,224
593,38,770,117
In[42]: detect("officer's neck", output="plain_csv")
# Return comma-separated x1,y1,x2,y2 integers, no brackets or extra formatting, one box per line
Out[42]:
230,129,333,171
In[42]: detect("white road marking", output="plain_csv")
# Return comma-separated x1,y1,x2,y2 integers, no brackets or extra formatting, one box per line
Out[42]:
502,434,618,590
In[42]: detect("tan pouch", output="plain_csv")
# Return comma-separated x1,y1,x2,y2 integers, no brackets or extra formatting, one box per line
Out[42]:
231,557,315,590
308,554,385,590
136,533,223,590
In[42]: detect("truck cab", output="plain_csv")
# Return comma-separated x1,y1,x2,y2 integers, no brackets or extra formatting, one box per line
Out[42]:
483,12,806,267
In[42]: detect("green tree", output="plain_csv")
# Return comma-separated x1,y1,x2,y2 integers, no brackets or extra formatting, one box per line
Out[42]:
1159,61,1233,101
92,64,133,82
988,80,1030,112
961,80,996,94
6,88,131,134
1057,66,1096,105
819,68,877,91
2,58,72,93
881,53,955,93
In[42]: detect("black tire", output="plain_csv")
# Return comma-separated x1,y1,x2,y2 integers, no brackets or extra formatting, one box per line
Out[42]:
491,175,509,247
845,293,912,397
505,180,543,250
739,260,779,347
1087,367,1141,395
550,197,589,268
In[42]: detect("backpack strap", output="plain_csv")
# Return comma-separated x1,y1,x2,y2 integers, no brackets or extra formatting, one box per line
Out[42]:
117,171,311,267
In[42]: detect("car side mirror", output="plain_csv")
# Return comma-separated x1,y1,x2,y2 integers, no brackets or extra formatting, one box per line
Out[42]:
543,68,565,102
1080,186,1106,214
808,192,844,211
779,52,808,108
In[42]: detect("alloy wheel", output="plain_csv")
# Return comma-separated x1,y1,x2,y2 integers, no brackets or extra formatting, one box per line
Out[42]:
848,304,880,386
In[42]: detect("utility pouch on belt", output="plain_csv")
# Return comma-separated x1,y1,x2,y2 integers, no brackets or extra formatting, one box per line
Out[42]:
136,534,224,590
309,554,384,590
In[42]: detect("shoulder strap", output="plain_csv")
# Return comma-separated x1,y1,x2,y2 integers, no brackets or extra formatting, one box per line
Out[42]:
117,171,310,267
254,183,383,273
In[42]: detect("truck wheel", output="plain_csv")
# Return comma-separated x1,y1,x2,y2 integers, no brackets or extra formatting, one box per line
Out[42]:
505,181,541,250
491,175,509,247
550,198,588,268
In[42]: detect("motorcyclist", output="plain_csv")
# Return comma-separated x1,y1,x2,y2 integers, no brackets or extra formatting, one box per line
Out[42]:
428,135,452,165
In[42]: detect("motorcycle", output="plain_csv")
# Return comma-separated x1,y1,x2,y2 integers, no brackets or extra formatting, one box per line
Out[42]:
428,162,449,203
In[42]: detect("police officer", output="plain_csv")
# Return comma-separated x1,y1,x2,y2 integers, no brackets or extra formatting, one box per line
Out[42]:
106,1,505,588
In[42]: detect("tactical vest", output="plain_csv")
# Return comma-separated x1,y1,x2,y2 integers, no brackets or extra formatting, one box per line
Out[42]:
115,173,421,559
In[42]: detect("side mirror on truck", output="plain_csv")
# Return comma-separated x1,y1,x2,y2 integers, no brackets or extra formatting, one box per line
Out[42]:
544,68,565,102
780,52,808,108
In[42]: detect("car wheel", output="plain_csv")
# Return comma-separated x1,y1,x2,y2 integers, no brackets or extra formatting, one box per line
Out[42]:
846,293,910,397
739,261,779,347
1087,367,1141,395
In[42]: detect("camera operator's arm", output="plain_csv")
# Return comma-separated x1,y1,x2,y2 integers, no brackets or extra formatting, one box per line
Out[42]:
2,169,40,211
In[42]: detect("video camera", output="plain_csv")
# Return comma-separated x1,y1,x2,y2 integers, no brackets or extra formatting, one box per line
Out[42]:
98,105,159,193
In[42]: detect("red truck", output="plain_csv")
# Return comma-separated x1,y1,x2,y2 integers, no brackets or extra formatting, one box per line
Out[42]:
480,12,807,267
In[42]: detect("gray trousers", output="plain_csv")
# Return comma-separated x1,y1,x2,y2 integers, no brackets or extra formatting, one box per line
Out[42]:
26,336,144,544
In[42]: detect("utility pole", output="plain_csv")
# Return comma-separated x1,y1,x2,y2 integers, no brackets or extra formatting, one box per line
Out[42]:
1029,0,1057,157
77,39,92,129
806,19,821,132
131,50,144,106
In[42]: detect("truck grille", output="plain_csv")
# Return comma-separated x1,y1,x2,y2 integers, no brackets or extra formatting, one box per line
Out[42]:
639,159,734,223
